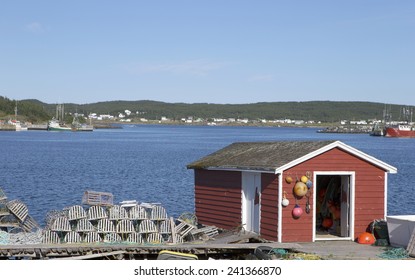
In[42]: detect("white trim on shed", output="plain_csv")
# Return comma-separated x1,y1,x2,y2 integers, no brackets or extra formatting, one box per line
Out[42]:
274,141,397,174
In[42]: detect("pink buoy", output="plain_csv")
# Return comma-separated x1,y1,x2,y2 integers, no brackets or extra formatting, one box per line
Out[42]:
292,204,303,219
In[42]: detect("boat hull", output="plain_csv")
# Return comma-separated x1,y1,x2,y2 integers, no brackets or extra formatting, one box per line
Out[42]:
72,125,94,132
47,125,72,131
47,119,72,131
386,215,415,248
385,127,415,138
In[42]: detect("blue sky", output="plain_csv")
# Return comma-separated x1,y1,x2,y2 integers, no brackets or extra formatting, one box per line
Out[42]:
1,1,414,105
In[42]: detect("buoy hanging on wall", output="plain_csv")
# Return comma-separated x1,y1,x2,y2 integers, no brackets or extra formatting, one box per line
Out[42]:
304,172,313,189
293,181,308,197
292,204,303,219
282,191,290,207
300,175,308,183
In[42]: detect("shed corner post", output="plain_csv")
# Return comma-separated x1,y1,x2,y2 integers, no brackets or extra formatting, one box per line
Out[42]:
277,170,283,243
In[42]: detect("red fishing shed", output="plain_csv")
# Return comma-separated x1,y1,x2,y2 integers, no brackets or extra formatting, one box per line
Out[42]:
187,140,397,242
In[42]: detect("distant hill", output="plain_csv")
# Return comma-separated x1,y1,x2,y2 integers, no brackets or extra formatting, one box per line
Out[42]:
1,95,412,124
0,97,51,123
42,100,409,123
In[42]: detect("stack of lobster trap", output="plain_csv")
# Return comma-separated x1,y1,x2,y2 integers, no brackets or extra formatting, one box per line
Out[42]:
0,189,219,246
41,190,218,245
0,187,41,245
0,187,40,234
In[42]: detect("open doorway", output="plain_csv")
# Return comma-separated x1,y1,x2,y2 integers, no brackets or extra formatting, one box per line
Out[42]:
315,174,353,240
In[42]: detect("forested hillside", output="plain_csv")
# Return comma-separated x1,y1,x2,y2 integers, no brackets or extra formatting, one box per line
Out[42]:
0,97,51,122
1,95,411,124
47,100,407,123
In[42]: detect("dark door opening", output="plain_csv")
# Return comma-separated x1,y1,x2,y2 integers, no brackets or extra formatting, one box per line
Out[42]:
316,175,350,239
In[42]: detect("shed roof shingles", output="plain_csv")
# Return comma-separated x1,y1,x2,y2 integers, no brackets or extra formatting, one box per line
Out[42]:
187,140,336,171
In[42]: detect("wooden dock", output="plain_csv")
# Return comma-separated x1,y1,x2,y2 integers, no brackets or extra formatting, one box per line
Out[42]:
0,231,293,260
0,230,310,260
1,235,411,260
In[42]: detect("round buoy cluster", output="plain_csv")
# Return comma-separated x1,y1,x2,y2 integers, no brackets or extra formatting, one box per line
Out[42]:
283,173,313,219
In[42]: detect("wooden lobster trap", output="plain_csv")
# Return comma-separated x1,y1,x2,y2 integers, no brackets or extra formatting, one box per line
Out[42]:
82,191,113,207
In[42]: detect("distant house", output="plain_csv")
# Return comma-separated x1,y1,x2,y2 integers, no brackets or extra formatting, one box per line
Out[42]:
187,140,397,242
237,118,249,124
350,120,368,125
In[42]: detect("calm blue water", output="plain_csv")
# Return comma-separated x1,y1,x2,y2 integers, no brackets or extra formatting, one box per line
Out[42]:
1,125,414,226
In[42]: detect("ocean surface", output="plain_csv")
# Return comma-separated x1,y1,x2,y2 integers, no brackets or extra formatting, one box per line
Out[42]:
1,125,414,227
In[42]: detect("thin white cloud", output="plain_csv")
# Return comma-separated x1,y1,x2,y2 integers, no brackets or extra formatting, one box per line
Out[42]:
25,22,46,33
249,74,274,82
124,59,229,76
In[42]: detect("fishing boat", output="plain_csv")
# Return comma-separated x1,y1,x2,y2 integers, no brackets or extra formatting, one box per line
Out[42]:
370,105,415,138
9,120,28,131
47,118,71,131
369,122,385,136
47,104,72,131
384,107,415,138
384,123,415,138
71,113,94,132
71,123,94,132
6,102,29,131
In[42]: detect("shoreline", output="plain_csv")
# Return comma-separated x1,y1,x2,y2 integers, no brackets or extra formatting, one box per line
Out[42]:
0,121,374,135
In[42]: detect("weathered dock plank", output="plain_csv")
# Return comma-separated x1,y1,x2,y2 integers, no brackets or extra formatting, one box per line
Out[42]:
56,250,127,260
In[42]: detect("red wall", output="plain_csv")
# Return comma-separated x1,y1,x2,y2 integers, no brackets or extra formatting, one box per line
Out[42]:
260,173,280,241
194,169,242,230
281,147,386,242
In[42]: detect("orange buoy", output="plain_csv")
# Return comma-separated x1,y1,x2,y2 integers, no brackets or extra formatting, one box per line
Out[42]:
322,217,333,229
285,176,293,184
357,232,376,245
